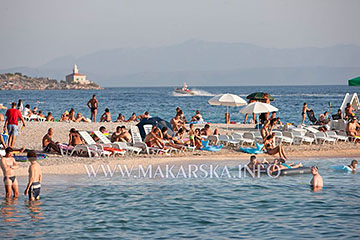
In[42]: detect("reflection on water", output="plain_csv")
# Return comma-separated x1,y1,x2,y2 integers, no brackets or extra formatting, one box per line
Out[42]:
0,158,359,239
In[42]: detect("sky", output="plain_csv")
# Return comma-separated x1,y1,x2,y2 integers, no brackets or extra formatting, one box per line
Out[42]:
1,0,360,69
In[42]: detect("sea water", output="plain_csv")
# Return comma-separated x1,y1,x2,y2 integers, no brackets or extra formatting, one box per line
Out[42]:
0,85,356,124
1,158,360,239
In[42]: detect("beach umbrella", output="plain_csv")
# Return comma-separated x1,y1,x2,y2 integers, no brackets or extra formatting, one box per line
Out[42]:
239,102,278,114
349,76,360,86
208,93,247,124
247,92,274,101
136,117,173,140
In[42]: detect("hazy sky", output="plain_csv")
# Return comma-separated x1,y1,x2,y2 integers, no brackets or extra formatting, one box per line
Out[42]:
1,0,360,69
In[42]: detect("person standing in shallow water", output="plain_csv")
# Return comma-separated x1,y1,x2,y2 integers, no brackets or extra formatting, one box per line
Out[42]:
87,94,99,122
24,151,42,201
310,166,323,191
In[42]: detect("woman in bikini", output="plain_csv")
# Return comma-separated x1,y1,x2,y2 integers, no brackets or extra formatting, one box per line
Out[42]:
262,133,288,160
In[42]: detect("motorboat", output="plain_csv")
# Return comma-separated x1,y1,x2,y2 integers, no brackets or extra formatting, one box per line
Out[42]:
174,82,195,95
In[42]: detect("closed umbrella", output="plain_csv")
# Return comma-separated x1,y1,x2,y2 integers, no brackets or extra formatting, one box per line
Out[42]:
208,93,247,124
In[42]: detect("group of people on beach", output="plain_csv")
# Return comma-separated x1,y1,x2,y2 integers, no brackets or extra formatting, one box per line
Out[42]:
260,117,288,159
302,102,360,140
0,148,42,201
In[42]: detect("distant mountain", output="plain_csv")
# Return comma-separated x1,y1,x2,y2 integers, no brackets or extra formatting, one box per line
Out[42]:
1,40,360,86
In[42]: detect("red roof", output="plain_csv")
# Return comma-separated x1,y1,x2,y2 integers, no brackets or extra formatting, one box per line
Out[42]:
74,73,85,76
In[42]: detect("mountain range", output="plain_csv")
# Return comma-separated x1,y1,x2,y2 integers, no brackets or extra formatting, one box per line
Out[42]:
1,40,359,86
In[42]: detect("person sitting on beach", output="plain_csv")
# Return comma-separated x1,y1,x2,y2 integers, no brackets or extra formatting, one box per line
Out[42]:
188,124,196,146
138,111,150,120
68,108,76,121
346,117,360,139
42,128,60,153
161,127,185,150
345,103,354,120
75,112,90,122
23,104,32,117
318,111,330,125
92,126,107,142
262,133,288,160
144,127,167,149
349,160,358,171
32,107,38,115
170,114,185,132
0,114,4,122
38,110,45,119
200,124,212,136
0,147,19,198
194,128,205,149
127,113,137,122
24,150,42,201
100,108,112,122
111,126,132,143
69,128,83,146
334,109,344,120
116,114,125,122
310,166,323,191
60,111,69,122
173,128,190,145
301,103,310,125
191,110,203,122
46,112,55,122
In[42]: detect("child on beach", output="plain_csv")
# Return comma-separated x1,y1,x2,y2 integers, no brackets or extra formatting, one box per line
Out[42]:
302,103,310,125
100,108,112,122
24,150,42,201
188,124,195,146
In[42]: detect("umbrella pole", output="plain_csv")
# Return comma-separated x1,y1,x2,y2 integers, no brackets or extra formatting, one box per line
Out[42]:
227,106,229,130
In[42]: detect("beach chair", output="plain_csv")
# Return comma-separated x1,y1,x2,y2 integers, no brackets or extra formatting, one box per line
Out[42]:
58,142,102,158
313,132,336,145
143,124,153,135
290,131,314,145
78,131,115,157
242,132,256,146
92,131,144,155
306,110,319,125
218,135,240,147
253,131,264,143
326,131,348,142
272,131,293,145
130,126,170,155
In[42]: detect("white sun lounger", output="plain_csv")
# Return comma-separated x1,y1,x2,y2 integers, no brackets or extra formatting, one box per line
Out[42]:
130,127,170,155
78,131,116,157
92,131,143,155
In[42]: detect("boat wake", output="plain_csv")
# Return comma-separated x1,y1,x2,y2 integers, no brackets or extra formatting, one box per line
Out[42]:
172,89,214,97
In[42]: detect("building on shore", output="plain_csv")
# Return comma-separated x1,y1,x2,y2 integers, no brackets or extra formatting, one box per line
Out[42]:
65,65,91,85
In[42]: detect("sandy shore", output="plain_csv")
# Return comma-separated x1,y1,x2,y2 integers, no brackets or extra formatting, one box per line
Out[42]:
3,121,360,176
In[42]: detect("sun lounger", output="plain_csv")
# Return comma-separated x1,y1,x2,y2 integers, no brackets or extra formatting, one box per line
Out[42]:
23,115,46,122
326,131,348,142
313,132,336,145
130,126,170,155
290,131,314,145
253,131,264,143
217,135,240,146
272,131,293,145
78,131,117,157
242,132,256,146
93,131,142,155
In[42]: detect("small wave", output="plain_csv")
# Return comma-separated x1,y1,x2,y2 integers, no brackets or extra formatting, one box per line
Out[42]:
172,89,215,97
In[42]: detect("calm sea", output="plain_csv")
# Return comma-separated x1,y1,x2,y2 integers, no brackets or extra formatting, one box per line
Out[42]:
1,158,360,239
0,85,356,124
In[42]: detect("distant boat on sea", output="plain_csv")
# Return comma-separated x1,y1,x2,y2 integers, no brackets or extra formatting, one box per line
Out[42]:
174,82,195,95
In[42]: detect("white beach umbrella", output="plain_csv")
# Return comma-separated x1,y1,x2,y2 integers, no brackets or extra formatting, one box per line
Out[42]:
239,102,278,114
208,93,247,124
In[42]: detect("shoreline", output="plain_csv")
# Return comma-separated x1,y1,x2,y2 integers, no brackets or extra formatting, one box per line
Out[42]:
1,121,358,176
11,149,360,176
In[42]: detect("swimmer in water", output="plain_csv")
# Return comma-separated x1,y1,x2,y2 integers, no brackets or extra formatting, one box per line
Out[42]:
310,166,323,191
348,160,358,171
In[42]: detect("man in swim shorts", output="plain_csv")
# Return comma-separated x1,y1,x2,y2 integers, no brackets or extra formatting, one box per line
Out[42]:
310,166,323,190
24,151,42,201
0,147,19,198
87,94,99,122
42,128,60,153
